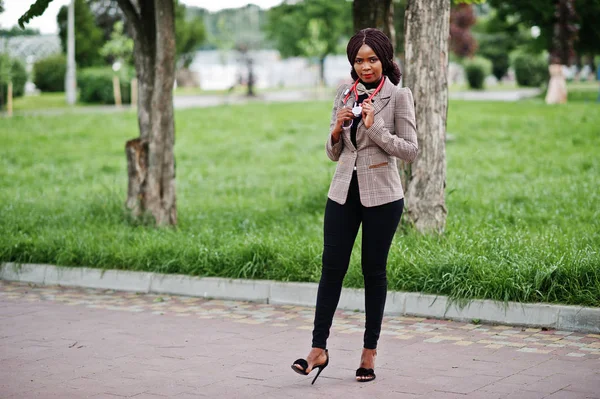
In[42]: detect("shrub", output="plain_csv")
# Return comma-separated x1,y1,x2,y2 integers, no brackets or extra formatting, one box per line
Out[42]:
477,32,512,82
513,53,549,87
464,56,492,89
33,54,67,92
77,67,133,105
490,54,510,82
0,55,28,109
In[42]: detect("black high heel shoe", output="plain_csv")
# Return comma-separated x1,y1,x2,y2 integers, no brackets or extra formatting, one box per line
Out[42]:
291,349,329,385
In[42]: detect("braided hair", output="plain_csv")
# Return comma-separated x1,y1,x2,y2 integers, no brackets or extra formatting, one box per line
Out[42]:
346,28,401,85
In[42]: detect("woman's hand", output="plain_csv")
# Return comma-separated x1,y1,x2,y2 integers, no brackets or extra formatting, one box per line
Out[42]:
331,106,355,143
336,106,355,128
362,99,375,129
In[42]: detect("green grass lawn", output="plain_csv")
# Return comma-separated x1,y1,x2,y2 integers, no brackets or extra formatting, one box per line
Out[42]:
11,92,72,111
1,98,599,306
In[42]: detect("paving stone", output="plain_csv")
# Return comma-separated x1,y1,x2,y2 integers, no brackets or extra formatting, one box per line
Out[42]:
0,281,598,398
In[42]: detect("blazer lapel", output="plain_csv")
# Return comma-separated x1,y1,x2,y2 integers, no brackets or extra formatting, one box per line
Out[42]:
357,77,395,132
372,77,394,116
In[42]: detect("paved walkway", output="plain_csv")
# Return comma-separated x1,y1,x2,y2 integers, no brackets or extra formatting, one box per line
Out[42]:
1,281,598,399
2,88,542,118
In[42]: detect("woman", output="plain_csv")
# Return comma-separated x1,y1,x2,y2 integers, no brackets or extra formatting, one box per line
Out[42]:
291,28,418,384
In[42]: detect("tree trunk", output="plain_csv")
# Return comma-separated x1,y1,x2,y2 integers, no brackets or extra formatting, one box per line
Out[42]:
353,0,395,49
120,0,177,226
551,0,578,65
319,56,326,86
148,0,177,225
401,0,449,234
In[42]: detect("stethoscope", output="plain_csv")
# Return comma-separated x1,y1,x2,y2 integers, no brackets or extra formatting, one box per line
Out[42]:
342,77,385,126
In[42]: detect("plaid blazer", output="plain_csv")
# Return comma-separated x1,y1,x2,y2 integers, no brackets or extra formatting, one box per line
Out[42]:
325,77,418,207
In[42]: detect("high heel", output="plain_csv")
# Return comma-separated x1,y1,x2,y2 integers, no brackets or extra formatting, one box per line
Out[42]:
310,350,329,385
291,349,329,385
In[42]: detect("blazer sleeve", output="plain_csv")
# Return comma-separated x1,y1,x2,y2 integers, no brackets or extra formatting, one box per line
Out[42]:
364,87,418,163
325,85,348,161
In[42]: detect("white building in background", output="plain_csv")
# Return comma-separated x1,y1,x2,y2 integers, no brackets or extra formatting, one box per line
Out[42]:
0,35,61,62
188,50,354,90
188,50,480,90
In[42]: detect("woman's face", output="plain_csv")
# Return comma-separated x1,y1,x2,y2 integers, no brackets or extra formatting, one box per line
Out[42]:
353,44,383,84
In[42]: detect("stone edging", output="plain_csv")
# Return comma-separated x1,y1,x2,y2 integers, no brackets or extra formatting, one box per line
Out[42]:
1,262,598,333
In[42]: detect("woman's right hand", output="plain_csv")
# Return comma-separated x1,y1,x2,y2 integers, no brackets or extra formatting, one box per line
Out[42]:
331,105,355,144
336,106,355,128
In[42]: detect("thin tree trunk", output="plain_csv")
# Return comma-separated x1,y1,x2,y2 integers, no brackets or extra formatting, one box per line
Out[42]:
146,0,176,225
401,0,449,234
353,0,395,49
124,5,153,217
319,56,326,86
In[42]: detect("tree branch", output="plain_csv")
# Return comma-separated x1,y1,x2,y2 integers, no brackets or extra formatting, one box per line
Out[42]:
18,0,53,29
116,0,142,34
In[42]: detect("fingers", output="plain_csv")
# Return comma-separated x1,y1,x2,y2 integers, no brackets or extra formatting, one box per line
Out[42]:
337,108,355,124
338,108,354,118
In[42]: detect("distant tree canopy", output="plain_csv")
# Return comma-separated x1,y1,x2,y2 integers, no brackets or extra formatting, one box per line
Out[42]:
175,1,206,67
265,0,352,84
575,0,600,59
87,0,124,44
55,0,204,68
192,4,267,51
1,26,40,37
57,0,105,67
99,20,133,65
487,0,600,64
473,10,529,80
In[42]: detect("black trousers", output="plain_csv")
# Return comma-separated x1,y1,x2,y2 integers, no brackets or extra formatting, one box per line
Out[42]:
312,172,404,350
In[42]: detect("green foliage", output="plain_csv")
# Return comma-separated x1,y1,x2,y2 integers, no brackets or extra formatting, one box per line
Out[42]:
57,0,105,67
474,11,531,81
574,0,600,56
175,0,206,67
33,54,67,93
298,19,328,60
0,55,27,109
513,53,549,87
10,92,67,111
266,0,352,60
0,26,40,37
487,0,556,55
487,0,600,59
193,5,267,51
87,0,123,43
99,21,133,66
1,100,599,306
393,0,407,55
18,0,53,28
77,67,132,104
464,56,491,89
9,59,28,98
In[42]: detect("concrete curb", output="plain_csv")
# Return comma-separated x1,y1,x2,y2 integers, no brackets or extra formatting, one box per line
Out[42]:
2,262,598,333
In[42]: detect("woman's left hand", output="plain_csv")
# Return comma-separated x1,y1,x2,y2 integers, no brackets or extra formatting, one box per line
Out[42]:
362,99,375,129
